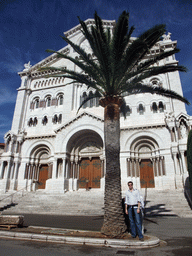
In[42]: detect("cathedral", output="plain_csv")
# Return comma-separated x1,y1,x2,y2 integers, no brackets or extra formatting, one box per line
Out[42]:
0,19,191,193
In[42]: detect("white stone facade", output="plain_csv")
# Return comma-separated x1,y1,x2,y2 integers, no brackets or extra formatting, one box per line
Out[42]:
0,19,192,193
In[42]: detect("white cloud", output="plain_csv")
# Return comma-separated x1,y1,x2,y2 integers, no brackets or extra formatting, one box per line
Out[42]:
2,47,25,73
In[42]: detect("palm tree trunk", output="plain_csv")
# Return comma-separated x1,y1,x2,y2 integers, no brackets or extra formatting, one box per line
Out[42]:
100,96,127,237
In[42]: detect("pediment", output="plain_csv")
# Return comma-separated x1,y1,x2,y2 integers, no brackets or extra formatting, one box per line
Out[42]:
175,112,191,121
18,19,115,78
18,44,70,78
64,18,115,39
54,111,104,133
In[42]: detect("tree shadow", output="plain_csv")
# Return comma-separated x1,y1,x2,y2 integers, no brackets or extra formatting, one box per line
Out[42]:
144,202,177,217
184,177,192,209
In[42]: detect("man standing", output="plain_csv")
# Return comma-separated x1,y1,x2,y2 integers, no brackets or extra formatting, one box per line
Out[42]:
125,181,144,241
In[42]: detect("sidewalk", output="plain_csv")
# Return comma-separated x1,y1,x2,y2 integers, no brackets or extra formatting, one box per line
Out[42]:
0,225,160,248
0,213,160,248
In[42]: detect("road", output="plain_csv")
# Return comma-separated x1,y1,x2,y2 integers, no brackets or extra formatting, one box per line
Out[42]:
0,215,192,255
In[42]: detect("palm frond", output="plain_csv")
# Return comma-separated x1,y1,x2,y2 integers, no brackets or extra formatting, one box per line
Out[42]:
111,11,134,89
119,64,187,91
40,66,105,94
44,49,104,86
119,24,166,78
42,11,189,107
122,83,190,105
129,65,187,85
58,37,101,74
135,48,180,72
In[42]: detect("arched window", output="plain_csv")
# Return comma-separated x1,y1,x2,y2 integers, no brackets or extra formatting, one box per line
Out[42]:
58,94,64,105
42,116,48,125
126,105,132,116
82,92,88,109
96,96,99,107
159,101,164,112
152,102,158,113
52,114,58,124
58,114,62,123
80,91,100,109
33,117,38,126
150,78,162,87
28,118,33,126
138,104,144,115
89,91,94,108
46,96,51,107
35,98,39,109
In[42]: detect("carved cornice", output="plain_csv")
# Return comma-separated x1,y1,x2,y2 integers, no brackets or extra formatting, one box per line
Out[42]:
25,134,56,140
121,123,166,131
18,47,70,78
64,19,115,38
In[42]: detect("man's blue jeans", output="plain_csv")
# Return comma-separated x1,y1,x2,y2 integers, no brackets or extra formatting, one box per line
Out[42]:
128,206,143,239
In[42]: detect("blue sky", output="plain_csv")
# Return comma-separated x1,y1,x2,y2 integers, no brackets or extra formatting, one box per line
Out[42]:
0,0,192,142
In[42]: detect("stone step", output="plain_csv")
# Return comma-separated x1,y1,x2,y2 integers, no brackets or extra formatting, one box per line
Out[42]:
0,189,191,217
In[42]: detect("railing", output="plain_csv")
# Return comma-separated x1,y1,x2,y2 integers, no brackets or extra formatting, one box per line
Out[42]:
0,184,32,206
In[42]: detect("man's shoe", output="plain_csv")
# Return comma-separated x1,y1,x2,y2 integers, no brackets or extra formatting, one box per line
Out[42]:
131,236,136,238
139,237,144,241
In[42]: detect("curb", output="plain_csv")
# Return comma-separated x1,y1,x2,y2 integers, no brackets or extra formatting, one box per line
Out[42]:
0,230,160,248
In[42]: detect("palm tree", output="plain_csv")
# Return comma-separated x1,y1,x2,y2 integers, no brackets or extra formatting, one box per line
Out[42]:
40,11,189,237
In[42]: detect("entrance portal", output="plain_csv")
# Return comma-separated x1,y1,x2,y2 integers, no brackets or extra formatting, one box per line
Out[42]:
140,159,155,188
38,164,48,189
79,158,101,188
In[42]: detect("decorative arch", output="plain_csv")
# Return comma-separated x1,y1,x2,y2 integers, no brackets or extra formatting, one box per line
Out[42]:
124,130,164,151
24,142,54,189
126,133,166,188
25,140,54,158
175,114,190,140
60,124,104,153
149,76,163,87
64,128,104,189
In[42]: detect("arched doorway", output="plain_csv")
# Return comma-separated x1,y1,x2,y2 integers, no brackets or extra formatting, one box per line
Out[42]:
38,164,49,189
127,136,165,188
27,144,52,190
66,129,104,190
140,159,154,188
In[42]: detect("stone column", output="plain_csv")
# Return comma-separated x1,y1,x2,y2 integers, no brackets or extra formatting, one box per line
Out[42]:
16,161,28,190
77,85,81,109
161,157,166,175
13,161,20,190
172,152,182,189
68,156,74,191
159,156,164,188
5,159,13,191
75,156,79,179
62,156,66,178
156,157,160,176
127,158,131,177
73,156,79,190
135,158,139,177
52,158,57,179
131,159,135,177
153,158,157,177
0,161,5,179
180,151,187,175
48,163,52,179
